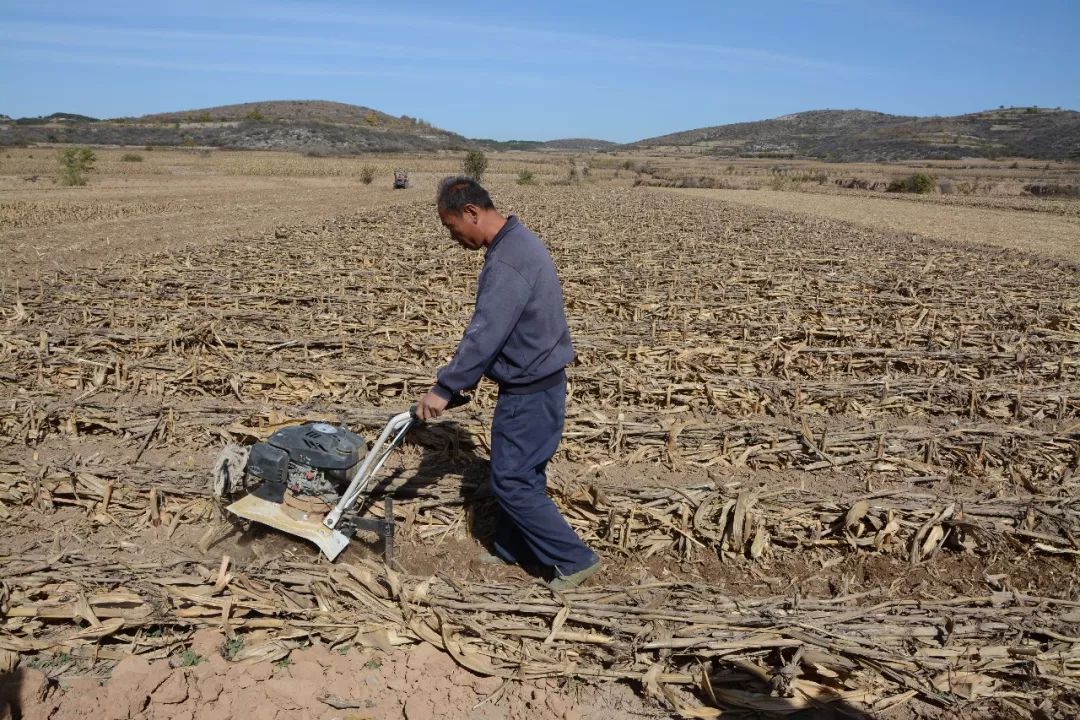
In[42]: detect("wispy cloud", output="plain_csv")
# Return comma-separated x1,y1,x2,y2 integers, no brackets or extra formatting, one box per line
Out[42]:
0,21,455,61
3,47,410,76
250,2,857,74
2,45,550,87
2,3,855,76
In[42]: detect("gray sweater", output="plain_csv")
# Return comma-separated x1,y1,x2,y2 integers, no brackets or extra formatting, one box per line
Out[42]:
432,216,575,399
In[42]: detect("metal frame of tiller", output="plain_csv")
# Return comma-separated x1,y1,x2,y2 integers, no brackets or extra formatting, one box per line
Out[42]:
227,396,467,564
322,409,416,564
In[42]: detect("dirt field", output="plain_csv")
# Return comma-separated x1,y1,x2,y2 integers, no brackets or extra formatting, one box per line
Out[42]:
659,187,1080,264
1,148,1078,720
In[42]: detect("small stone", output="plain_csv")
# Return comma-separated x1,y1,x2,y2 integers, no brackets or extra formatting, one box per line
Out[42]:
287,660,326,686
195,697,232,720
196,674,224,704
190,629,225,659
152,672,188,704
296,644,335,669
111,655,151,680
139,662,174,696
545,693,568,717
245,663,274,682
406,643,441,672
263,677,306,711
403,694,433,720
470,675,503,695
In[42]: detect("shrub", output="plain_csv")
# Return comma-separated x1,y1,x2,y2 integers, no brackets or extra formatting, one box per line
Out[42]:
516,169,536,185
245,109,265,121
674,176,718,189
57,147,95,186
463,150,488,181
359,166,376,184
178,650,203,667
1024,183,1079,197
121,153,143,162
887,172,936,194
223,636,244,660
767,175,794,191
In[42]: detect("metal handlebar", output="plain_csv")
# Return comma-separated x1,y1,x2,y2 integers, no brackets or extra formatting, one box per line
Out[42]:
323,393,469,530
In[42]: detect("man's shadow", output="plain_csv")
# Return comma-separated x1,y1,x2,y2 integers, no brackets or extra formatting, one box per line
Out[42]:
0,669,21,717
354,414,499,562
348,420,919,720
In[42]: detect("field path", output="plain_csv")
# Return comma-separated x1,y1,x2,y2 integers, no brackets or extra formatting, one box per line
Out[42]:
658,187,1080,264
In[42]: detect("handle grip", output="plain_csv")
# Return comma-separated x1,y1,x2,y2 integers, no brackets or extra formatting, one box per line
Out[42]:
410,392,471,421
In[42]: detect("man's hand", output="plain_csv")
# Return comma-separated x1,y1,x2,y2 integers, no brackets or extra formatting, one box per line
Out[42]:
415,391,449,421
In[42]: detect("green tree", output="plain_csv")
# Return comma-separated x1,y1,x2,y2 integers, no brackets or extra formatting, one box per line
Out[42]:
516,169,536,185
57,147,96,186
463,150,488,181
887,172,936,194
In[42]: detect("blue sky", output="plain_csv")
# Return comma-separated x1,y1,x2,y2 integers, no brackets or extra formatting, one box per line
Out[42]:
1,1,1076,142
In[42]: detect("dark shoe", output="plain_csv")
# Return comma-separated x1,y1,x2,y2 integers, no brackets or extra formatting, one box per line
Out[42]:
547,560,601,591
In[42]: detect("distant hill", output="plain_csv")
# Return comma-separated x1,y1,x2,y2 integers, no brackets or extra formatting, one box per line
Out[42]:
477,138,618,152
0,100,471,153
633,108,1080,161
139,100,407,127
3,102,1077,159
13,112,100,125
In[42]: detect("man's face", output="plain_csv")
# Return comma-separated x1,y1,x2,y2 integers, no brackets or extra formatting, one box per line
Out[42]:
439,207,484,250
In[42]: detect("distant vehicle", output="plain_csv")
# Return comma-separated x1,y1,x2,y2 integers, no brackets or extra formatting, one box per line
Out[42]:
393,170,409,189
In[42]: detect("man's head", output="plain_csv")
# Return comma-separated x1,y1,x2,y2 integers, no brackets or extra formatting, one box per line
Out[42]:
436,176,501,250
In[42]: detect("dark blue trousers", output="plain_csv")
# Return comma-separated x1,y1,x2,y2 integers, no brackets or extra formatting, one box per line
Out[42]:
489,380,598,577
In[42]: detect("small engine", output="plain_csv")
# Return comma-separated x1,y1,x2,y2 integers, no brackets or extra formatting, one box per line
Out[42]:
245,422,368,503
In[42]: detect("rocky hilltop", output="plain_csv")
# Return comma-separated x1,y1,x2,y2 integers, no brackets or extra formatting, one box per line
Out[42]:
633,107,1080,160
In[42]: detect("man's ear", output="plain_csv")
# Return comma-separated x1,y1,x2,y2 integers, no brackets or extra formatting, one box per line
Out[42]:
462,204,480,223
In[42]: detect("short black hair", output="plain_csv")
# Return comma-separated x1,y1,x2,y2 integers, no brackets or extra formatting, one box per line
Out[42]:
436,176,495,214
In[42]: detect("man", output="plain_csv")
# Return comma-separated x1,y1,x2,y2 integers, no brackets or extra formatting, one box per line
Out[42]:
416,176,600,590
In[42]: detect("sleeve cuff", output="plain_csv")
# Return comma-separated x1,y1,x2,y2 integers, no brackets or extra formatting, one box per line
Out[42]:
430,383,452,402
